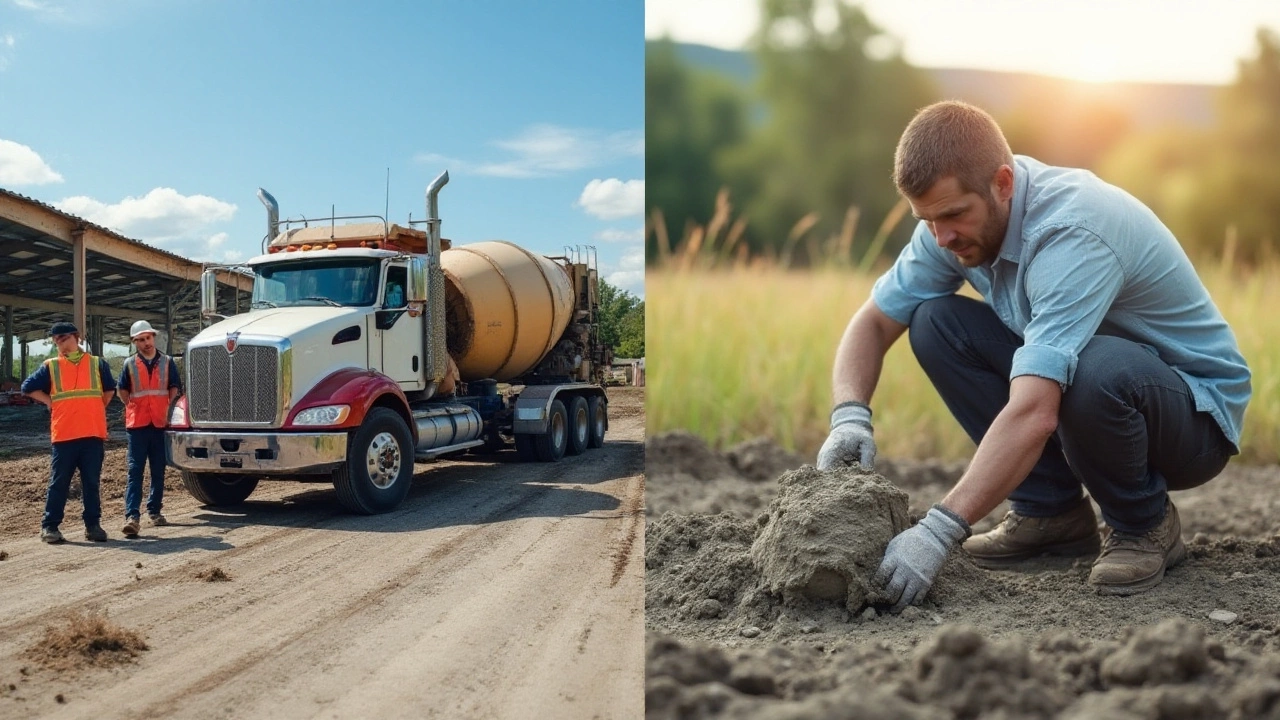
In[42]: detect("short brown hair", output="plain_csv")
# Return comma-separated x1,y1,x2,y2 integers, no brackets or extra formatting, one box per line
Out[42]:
893,100,1013,201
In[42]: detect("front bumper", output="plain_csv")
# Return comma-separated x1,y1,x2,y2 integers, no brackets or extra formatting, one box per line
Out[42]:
167,431,348,475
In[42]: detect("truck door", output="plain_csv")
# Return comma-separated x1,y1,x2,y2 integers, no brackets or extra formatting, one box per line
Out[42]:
375,264,425,392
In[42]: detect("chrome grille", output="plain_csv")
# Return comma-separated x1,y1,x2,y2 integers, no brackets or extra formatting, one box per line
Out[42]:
188,344,279,424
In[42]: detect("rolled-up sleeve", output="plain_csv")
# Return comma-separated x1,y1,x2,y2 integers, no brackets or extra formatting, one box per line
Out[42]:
871,221,964,325
1013,227,1125,387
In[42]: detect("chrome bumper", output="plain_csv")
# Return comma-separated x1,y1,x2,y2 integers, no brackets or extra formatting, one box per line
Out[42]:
167,431,347,475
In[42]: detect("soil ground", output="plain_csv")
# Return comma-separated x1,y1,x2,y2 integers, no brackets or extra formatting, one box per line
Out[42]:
0,387,645,719
646,431,1280,719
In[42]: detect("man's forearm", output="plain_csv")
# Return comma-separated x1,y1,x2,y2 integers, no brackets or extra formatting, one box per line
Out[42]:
26,390,51,408
832,302,906,405
941,376,1062,525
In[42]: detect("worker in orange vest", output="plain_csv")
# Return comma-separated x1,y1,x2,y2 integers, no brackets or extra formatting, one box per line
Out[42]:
21,321,117,544
118,320,182,538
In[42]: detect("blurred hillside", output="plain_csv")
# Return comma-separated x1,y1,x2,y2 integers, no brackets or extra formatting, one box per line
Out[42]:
647,9,1280,268
668,41,1218,130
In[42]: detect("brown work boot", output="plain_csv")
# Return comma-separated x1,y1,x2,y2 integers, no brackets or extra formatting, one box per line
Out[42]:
963,500,1100,568
1088,500,1186,596
122,516,140,538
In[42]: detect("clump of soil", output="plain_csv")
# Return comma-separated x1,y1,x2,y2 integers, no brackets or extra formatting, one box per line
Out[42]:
195,567,231,582
751,465,910,612
646,430,739,483
24,609,148,671
725,437,803,483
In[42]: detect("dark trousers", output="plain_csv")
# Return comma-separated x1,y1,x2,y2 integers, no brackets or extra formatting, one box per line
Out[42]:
125,425,167,518
43,437,105,530
908,296,1234,534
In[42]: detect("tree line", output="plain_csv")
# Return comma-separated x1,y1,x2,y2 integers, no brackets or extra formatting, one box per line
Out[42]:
647,1,1280,267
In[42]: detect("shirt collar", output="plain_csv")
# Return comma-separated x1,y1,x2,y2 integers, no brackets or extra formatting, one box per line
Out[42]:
996,157,1029,265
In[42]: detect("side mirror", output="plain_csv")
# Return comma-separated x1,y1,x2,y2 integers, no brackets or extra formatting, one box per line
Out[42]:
407,256,428,303
200,270,222,319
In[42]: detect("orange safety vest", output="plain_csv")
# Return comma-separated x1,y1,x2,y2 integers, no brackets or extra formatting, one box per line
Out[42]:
46,354,108,442
123,353,171,429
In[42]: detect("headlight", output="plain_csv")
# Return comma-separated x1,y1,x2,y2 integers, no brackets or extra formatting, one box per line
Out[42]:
293,405,351,426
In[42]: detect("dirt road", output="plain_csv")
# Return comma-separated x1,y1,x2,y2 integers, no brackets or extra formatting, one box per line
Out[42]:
0,388,645,719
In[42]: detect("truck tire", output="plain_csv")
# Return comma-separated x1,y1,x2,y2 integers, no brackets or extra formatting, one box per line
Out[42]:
514,433,537,462
566,395,590,456
332,407,415,514
181,471,259,506
534,399,568,462
587,395,607,449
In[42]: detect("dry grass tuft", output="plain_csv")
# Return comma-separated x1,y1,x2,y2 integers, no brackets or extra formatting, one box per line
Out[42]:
195,567,231,582
23,609,148,671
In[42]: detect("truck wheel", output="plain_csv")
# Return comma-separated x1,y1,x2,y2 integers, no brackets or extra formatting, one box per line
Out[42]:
587,395,607,449
181,471,259,506
566,395,589,456
534,399,568,462
332,407,415,514
514,433,537,462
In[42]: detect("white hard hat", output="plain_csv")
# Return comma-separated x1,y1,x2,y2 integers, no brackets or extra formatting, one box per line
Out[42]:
130,320,157,340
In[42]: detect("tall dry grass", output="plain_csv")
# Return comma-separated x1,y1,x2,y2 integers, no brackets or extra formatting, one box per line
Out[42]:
646,198,1280,464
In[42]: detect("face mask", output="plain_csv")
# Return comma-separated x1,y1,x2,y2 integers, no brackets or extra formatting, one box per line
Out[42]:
65,351,84,362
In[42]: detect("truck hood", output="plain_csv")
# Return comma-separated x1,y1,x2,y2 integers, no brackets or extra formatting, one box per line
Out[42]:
195,307,367,346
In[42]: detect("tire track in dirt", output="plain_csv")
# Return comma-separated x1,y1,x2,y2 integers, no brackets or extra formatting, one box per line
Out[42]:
130,466,631,714
612,474,645,587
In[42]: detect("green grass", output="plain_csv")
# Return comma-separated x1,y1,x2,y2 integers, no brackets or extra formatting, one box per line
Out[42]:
647,263,1280,464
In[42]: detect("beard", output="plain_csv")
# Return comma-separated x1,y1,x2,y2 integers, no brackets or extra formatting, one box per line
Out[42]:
951,199,1008,267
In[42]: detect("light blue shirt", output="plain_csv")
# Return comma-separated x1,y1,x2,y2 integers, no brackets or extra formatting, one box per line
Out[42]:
872,155,1251,449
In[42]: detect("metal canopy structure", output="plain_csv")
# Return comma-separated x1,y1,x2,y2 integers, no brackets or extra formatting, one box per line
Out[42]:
0,188,252,380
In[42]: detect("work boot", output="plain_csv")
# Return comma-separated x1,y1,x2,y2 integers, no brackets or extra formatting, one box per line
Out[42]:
122,516,140,538
963,500,1100,568
149,513,168,527
1089,500,1186,596
41,527,65,544
85,525,108,542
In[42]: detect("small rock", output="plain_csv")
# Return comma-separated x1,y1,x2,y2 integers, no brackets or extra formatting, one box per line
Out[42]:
695,599,722,619
861,607,877,621
900,606,923,620
800,624,819,634
0,550,9,561
1208,610,1238,625
930,613,943,625
55,694,65,704
135,562,143,569
1191,532,1210,546
740,626,761,638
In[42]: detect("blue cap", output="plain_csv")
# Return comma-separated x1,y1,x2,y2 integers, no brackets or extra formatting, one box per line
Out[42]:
48,321,79,337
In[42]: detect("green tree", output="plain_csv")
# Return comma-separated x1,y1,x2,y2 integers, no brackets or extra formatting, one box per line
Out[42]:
721,0,936,263
646,39,750,261
1099,28,1280,262
598,279,644,358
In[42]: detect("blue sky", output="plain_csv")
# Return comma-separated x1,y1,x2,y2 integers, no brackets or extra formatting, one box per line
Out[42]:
0,0,645,297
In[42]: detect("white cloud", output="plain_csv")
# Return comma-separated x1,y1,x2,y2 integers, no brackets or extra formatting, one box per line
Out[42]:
416,124,643,179
0,139,63,184
577,178,644,220
157,232,246,263
56,187,236,243
604,245,645,298
593,227,644,243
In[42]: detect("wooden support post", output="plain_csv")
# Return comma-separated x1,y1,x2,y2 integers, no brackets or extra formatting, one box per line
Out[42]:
2,305,11,381
165,295,174,354
72,226,87,334
20,341,28,380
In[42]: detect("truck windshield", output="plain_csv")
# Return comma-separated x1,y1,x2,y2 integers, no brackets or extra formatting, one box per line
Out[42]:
252,258,381,308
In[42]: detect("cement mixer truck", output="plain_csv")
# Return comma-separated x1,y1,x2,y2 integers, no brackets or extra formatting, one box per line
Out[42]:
164,171,614,514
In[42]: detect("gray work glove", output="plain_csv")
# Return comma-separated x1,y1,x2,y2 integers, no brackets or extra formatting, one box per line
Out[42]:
816,401,876,470
875,505,970,612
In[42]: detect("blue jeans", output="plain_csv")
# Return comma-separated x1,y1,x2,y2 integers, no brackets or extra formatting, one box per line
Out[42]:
43,437,104,530
908,296,1235,534
125,426,167,518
